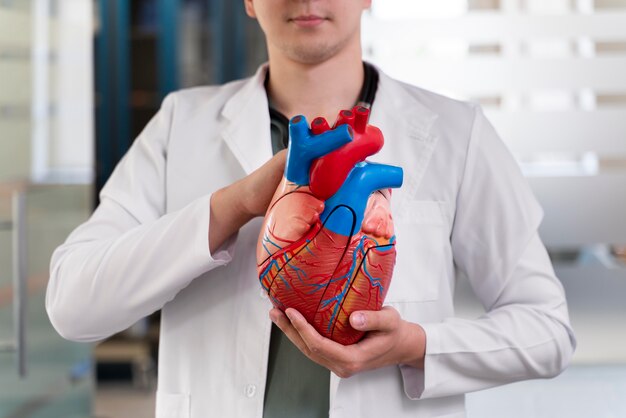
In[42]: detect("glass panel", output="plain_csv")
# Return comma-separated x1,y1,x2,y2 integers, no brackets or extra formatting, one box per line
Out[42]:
0,0,94,415
0,185,94,416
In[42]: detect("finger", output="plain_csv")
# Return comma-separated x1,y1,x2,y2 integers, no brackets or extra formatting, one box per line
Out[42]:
285,308,349,360
269,309,312,356
272,309,342,372
349,306,401,333
269,307,285,324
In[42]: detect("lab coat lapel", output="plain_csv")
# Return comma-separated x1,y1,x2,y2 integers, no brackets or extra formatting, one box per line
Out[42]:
220,65,273,175
368,70,440,199
330,70,441,407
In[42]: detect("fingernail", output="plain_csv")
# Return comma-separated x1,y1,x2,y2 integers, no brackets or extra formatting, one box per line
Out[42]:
285,310,294,322
353,313,365,328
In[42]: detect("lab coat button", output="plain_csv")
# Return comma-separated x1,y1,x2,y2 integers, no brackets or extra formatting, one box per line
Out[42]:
245,384,257,398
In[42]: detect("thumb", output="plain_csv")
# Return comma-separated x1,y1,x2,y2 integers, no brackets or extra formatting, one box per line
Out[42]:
349,307,400,332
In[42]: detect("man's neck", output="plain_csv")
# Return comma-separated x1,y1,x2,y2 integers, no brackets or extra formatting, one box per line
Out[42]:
266,48,364,124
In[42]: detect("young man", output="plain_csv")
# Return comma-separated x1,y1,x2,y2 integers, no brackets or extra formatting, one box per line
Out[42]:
47,1,576,417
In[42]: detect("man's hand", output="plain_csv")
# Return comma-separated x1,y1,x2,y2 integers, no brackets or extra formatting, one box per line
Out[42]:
269,306,426,378
238,150,287,217
209,150,286,253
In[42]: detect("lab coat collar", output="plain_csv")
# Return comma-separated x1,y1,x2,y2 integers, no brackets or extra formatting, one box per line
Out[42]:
222,63,438,176
219,63,440,179
370,68,439,143
220,64,273,175
368,68,440,198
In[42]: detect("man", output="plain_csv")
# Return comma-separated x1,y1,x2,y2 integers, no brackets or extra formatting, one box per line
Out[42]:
46,1,576,417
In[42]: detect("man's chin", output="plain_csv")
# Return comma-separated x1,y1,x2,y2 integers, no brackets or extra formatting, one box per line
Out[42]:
282,42,342,65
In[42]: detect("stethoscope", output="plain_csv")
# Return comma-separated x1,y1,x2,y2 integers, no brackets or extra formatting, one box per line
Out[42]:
268,62,379,153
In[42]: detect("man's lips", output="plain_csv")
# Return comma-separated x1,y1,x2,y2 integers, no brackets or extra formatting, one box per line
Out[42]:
290,14,327,28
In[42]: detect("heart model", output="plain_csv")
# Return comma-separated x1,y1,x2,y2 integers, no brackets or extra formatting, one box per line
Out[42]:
257,106,403,345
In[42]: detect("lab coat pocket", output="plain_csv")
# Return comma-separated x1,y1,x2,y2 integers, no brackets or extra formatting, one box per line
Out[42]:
386,200,447,303
156,392,190,418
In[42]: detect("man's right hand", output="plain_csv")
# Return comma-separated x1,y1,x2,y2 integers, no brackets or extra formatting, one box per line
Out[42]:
208,150,286,253
238,150,287,217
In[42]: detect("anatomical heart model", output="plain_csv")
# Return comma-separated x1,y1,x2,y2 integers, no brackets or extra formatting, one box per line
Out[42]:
256,106,403,345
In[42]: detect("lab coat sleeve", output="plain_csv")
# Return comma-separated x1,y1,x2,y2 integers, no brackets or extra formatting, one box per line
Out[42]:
46,93,236,342
399,106,576,399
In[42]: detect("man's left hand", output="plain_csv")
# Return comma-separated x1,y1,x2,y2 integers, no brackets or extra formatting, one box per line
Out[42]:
269,306,426,378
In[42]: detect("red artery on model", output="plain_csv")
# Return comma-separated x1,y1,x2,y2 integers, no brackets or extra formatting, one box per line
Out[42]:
309,107,384,200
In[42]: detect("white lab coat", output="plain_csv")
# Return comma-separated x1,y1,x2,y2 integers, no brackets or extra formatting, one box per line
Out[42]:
46,64,576,418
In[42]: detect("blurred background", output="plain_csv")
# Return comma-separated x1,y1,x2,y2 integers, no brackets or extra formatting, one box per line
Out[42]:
0,0,624,417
